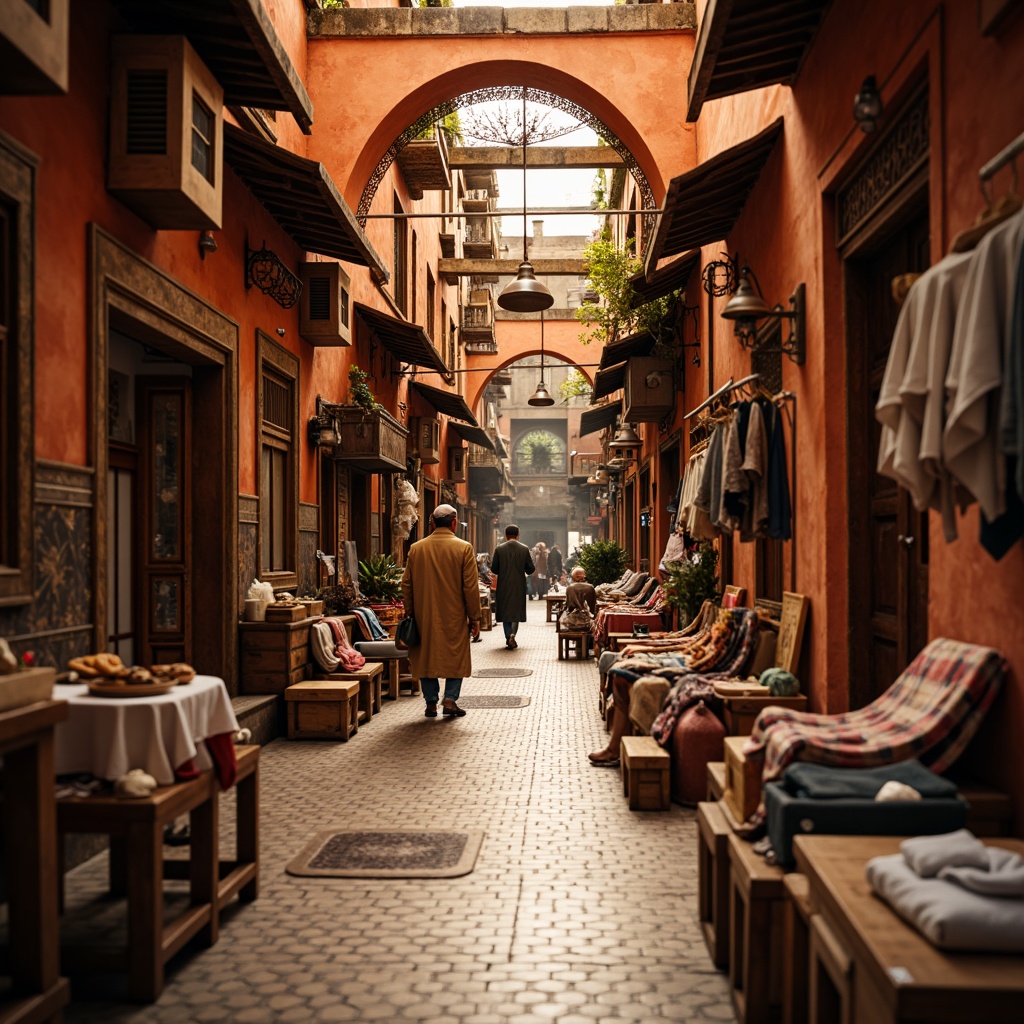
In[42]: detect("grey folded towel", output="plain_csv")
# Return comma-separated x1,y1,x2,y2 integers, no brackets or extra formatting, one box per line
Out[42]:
901,829,990,877
867,853,1024,951
939,847,1024,897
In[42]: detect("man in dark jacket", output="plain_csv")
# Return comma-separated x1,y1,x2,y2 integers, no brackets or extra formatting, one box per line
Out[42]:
489,524,535,650
548,543,564,587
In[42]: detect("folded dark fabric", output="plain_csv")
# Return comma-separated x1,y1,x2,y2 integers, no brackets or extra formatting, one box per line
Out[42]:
783,759,958,801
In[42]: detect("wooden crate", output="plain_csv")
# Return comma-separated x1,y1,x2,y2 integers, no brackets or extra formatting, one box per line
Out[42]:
724,735,761,824
285,680,360,741
697,801,732,969
707,760,727,802
239,617,315,694
722,694,808,736
620,735,670,811
264,603,306,623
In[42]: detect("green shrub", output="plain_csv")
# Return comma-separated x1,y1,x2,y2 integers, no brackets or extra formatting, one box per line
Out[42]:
357,554,404,603
575,540,629,586
662,543,720,623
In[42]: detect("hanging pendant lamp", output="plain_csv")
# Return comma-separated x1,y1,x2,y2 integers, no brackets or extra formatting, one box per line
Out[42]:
528,310,555,407
498,89,553,314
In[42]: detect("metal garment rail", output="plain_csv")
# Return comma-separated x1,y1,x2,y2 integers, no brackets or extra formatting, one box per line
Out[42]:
980,128,1024,182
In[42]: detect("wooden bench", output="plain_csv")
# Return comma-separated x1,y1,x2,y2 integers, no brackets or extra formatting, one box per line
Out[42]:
620,735,670,811
724,735,761,823
57,745,260,1002
558,631,591,660
285,680,360,741
315,662,384,723
707,761,727,802
782,873,811,1024
728,831,787,1024
697,801,732,969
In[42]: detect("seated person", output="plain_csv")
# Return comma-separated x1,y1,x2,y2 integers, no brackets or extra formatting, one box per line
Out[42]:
558,567,598,631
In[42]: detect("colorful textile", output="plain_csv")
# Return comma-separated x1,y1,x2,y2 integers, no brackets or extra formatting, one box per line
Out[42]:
744,638,1007,784
323,616,367,672
350,606,389,641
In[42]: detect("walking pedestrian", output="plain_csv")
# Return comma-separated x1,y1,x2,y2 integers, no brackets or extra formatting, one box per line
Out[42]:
533,542,550,600
490,525,535,650
401,504,481,718
548,543,564,588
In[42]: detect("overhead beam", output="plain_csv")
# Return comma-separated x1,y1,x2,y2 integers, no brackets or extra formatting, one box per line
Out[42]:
448,147,625,171
439,258,588,278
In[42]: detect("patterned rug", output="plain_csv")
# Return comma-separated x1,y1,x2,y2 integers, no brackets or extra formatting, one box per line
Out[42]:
286,829,485,879
472,668,533,678
455,695,531,708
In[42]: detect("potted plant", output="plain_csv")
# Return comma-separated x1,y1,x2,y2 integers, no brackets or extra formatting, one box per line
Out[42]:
314,575,358,617
518,430,560,473
575,539,629,586
358,554,405,625
662,543,720,623
348,365,379,413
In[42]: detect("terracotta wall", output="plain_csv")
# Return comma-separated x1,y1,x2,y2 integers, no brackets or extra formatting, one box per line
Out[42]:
687,0,1024,825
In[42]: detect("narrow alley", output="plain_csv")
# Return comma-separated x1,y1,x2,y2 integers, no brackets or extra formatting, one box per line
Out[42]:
63,603,732,1024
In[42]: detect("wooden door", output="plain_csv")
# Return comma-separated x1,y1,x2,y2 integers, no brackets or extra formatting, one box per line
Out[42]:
846,212,930,707
136,378,192,665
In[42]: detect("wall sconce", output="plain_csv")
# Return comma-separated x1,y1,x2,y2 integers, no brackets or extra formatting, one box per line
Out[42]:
853,75,883,133
307,395,340,448
198,230,218,259
721,266,806,365
246,242,302,309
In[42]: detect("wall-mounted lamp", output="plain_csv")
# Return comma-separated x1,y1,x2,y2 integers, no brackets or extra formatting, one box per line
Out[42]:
609,422,641,449
721,266,806,365
307,395,340,448
853,75,883,133
246,242,302,309
528,310,555,407
198,230,218,259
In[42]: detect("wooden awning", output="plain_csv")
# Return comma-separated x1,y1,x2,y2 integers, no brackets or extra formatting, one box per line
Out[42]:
411,382,478,426
449,422,495,452
579,401,622,438
225,126,387,275
109,0,314,134
687,0,833,121
592,362,627,402
629,250,700,309
598,333,655,371
645,119,783,268
354,303,448,374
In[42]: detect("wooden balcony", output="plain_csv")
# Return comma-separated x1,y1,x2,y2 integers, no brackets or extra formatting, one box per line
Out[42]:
396,131,451,200
461,298,495,351
331,406,409,473
463,217,496,260
468,446,505,495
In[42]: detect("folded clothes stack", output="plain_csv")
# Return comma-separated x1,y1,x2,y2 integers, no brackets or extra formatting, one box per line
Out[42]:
866,829,1024,951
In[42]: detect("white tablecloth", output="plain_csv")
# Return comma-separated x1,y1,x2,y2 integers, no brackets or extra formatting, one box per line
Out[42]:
53,675,239,785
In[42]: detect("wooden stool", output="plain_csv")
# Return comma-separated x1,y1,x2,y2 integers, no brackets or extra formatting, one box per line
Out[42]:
558,631,591,660
697,801,731,969
58,769,223,1001
707,761,727,802
286,680,360,740
782,873,811,1024
724,735,761,823
728,832,786,1024
620,735,670,811
317,662,384,722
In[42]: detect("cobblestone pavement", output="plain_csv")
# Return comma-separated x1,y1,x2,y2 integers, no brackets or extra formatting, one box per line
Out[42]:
63,603,733,1023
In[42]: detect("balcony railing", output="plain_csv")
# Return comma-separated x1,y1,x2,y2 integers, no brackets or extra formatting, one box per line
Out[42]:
461,293,496,351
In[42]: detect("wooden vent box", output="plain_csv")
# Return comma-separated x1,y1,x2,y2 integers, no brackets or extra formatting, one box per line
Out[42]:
299,261,351,347
448,445,467,483
0,0,69,95
623,357,675,423
410,417,441,465
108,35,223,230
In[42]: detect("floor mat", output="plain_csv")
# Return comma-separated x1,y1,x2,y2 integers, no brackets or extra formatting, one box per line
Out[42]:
286,829,484,879
472,668,533,678
455,695,531,708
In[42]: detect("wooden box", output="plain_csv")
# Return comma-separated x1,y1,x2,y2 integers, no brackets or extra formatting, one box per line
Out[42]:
620,735,670,811
623,357,674,422
298,599,324,617
285,680,359,741
722,694,808,736
264,603,306,623
697,800,732,969
0,0,69,95
707,760,727,802
724,735,761,824
239,617,314,694
0,666,56,712
299,261,351,347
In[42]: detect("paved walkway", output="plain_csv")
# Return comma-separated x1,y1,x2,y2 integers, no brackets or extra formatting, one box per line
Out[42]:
64,603,733,1023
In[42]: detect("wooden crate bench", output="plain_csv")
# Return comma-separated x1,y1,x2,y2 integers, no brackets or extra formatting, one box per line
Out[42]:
707,761,727,802
728,831,787,1024
620,735,670,811
315,662,384,723
722,694,808,736
782,873,811,1024
239,616,317,694
558,631,591,660
724,735,761,824
285,680,360,741
56,748,260,1002
697,800,732,969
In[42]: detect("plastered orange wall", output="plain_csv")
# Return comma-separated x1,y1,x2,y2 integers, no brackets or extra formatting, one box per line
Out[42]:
688,0,1024,824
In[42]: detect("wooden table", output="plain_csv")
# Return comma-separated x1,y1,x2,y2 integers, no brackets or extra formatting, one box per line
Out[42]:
544,593,566,622
0,700,71,1024
794,835,1024,1023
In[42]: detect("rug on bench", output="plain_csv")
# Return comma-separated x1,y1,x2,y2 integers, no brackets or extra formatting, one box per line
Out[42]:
286,829,485,879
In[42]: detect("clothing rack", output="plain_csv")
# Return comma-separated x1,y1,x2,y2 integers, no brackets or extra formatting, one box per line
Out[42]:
683,373,761,420
980,129,1024,183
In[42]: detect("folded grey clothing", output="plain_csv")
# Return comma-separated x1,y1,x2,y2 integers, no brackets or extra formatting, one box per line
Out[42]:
939,847,1024,897
782,760,958,800
901,829,991,877
598,650,620,674
866,853,1024,952
353,641,407,659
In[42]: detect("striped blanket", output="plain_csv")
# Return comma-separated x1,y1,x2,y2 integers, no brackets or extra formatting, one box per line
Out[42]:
743,638,1007,784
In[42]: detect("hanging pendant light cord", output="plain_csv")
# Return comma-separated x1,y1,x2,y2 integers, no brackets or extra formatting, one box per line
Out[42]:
540,309,545,379
522,88,528,264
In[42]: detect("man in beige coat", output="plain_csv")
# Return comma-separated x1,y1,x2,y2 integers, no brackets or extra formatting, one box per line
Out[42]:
401,504,482,718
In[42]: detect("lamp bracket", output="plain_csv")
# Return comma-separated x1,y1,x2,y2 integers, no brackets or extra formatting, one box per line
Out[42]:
732,282,805,365
246,242,302,309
